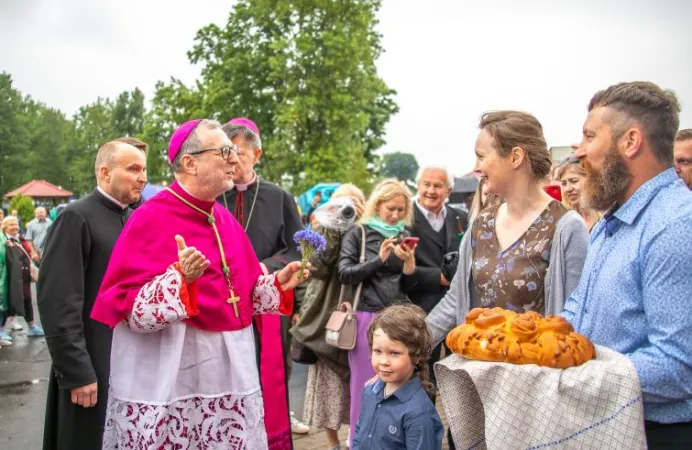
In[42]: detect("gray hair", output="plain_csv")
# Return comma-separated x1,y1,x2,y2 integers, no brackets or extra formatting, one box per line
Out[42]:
170,119,223,173
221,123,262,151
415,166,455,190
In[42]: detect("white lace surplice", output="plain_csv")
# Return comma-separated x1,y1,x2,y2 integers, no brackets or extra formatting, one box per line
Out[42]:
102,266,285,450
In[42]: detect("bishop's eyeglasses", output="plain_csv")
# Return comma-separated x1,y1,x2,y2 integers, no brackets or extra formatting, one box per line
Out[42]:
188,144,239,161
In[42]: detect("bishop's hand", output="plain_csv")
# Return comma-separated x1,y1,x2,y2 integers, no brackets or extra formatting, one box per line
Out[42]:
277,261,311,291
176,235,210,284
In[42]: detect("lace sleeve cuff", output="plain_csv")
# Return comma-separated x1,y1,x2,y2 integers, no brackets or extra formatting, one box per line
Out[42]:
127,263,199,333
252,272,294,316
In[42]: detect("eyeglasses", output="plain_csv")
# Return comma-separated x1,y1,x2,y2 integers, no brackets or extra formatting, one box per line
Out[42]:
188,145,239,161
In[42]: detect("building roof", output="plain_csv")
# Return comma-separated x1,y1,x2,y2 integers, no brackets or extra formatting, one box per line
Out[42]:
4,180,73,198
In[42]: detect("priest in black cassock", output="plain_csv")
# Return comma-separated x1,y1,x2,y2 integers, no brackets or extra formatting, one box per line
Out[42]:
219,117,309,439
38,140,147,450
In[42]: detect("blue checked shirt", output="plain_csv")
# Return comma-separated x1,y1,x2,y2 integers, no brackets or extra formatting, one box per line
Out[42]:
562,168,692,423
352,377,443,450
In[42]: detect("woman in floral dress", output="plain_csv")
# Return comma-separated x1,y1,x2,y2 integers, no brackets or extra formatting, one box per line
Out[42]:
427,110,590,345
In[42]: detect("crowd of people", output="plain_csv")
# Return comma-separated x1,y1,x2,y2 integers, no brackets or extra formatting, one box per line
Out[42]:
0,206,51,345
0,79,690,450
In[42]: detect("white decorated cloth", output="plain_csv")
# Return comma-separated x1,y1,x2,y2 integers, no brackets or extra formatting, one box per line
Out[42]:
101,268,287,449
103,323,267,449
434,345,646,450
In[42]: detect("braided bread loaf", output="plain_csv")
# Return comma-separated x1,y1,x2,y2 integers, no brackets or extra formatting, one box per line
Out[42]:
446,308,595,369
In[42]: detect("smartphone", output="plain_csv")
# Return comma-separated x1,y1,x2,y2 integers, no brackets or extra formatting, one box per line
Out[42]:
543,185,562,202
400,237,420,249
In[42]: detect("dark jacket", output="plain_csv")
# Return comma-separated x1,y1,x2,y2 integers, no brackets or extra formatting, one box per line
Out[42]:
291,227,352,380
408,204,468,314
4,235,32,315
39,189,131,450
338,224,417,313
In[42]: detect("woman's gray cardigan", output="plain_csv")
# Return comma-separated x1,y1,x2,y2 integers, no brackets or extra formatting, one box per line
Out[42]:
426,210,590,347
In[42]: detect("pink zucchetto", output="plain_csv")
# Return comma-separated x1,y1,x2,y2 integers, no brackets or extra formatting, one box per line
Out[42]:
227,117,260,136
168,119,201,163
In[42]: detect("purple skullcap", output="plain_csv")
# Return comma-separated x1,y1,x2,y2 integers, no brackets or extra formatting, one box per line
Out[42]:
227,117,260,136
168,120,201,163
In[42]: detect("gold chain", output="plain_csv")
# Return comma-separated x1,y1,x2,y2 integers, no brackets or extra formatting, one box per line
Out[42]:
165,187,241,317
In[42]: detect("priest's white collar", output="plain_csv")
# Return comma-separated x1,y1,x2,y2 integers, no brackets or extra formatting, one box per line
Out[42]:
234,171,257,192
177,181,194,197
97,186,127,209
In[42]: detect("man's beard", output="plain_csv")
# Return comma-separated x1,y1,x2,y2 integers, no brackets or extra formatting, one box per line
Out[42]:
583,144,632,211
199,171,233,198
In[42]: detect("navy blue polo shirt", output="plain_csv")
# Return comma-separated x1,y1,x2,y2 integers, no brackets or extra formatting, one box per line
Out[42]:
352,377,443,450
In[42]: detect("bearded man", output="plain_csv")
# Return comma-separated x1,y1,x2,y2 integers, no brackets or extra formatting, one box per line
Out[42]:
562,81,692,450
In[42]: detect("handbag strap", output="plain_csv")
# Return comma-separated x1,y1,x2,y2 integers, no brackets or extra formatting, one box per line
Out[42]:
337,224,366,310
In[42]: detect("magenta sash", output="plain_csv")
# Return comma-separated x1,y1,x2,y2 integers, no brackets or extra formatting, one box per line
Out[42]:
256,314,292,449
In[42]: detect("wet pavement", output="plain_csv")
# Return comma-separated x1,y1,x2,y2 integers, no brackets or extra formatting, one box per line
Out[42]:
0,311,449,449
0,289,312,449
0,318,51,448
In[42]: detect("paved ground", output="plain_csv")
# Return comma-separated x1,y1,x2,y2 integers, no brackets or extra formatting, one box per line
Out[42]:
0,290,451,449
0,286,52,449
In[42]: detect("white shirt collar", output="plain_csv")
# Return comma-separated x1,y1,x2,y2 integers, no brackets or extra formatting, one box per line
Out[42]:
97,186,127,209
415,199,447,219
177,181,194,197
234,171,257,192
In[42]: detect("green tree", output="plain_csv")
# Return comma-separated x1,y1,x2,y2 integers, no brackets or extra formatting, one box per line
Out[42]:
0,73,31,196
162,0,400,194
378,152,419,187
140,79,206,184
112,88,146,137
9,193,34,225
0,73,72,195
67,98,116,196
22,103,73,190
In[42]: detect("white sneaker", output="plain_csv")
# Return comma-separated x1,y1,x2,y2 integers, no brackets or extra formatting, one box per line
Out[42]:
290,412,309,435
7,321,23,331
0,337,12,346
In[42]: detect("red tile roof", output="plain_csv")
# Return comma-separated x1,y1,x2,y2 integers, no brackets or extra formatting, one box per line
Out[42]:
4,180,73,198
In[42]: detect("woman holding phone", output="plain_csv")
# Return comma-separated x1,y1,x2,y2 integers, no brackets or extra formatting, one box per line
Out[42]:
427,110,589,351
338,178,419,444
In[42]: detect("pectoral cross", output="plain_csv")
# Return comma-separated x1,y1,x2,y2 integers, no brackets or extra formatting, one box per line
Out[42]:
227,291,241,317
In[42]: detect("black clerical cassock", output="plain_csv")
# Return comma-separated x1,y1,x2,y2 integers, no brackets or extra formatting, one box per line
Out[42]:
38,189,131,450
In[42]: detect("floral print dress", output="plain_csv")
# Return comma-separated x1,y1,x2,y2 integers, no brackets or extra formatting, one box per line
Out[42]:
471,201,567,314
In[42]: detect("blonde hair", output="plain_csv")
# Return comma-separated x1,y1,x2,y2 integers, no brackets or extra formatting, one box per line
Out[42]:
2,215,18,232
360,178,414,226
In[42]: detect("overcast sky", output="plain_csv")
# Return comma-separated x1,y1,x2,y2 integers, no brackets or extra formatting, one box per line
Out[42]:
1,0,691,176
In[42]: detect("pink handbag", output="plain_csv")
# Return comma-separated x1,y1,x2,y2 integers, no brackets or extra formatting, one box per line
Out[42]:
325,225,365,350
